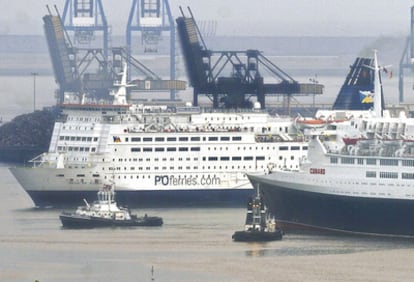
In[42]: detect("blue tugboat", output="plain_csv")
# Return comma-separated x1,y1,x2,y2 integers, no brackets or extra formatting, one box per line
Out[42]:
60,182,163,228
232,188,283,242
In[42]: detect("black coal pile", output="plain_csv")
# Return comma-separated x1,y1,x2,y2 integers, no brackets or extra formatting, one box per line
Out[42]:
0,109,56,163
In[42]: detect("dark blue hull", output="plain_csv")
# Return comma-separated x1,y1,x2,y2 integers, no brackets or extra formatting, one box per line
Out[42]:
27,189,253,208
232,230,283,242
248,175,414,237
59,213,163,229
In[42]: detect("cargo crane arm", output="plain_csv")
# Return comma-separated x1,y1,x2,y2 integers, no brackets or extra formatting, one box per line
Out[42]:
176,6,324,109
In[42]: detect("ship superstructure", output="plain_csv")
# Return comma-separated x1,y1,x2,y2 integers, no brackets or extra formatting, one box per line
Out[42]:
10,65,308,208
10,103,307,207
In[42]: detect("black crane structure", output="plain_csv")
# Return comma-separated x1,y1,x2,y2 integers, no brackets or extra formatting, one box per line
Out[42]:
176,7,324,110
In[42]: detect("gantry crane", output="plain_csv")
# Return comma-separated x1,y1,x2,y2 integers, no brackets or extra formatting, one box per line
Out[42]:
126,0,177,100
176,7,324,110
43,1,185,104
399,6,414,103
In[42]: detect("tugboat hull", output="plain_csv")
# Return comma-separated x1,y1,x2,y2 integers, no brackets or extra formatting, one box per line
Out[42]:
232,230,283,242
59,213,163,229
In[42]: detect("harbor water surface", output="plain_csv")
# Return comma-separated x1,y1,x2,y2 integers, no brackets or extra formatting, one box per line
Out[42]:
2,163,414,281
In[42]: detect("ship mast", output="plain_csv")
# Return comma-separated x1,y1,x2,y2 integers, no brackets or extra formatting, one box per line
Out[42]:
111,63,129,105
372,50,383,118
362,50,384,118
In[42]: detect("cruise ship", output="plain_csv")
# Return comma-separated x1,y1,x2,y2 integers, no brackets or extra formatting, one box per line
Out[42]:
247,51,414,237
9,67,308,208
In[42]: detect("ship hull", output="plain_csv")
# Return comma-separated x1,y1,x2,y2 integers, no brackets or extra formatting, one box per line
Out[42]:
10,166,254,207
248,175,414,237
232,230,283,242
59,213,163,228
28,189,253,208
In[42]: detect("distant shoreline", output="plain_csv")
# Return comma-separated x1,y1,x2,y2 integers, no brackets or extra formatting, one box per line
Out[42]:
0,34,399,55
0,34,406,77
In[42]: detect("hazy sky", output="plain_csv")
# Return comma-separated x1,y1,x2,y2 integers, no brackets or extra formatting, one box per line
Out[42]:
1,0,414,36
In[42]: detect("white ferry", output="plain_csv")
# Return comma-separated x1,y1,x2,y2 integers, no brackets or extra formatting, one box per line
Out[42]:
10,67,307,207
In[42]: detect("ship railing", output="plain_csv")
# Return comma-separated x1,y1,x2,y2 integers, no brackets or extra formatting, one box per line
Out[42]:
28,153,49,167
176,106,201,113
54,114,68,122
131,105,268,114
199,107,267,114
126,125,250,133
255,134,305,143
190,106,273,115
74,105,271,121
28,153,97,169
101,115,133,124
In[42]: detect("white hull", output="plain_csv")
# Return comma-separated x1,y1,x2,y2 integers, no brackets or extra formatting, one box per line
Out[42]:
10,164,264,207
10,165,257,193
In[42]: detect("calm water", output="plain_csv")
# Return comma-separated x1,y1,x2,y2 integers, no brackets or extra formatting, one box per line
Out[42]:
2,163,414,282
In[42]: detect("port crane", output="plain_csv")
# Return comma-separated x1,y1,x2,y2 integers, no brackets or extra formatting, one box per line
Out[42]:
43,0,184,104
176,7,324,110
126,0,177,100
399,6,414,103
